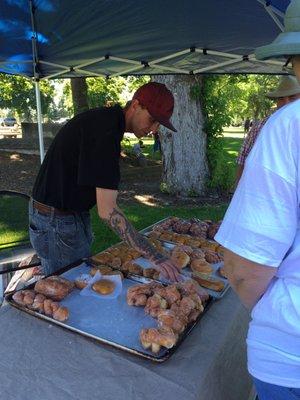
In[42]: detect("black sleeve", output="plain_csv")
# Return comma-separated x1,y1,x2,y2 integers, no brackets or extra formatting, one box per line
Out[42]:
77,126,120,190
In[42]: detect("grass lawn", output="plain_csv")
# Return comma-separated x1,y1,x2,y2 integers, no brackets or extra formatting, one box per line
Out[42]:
0,194,30,250
122,135,162,161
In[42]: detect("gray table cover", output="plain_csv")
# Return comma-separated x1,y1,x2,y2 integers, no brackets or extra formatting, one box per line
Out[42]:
0,289,252,400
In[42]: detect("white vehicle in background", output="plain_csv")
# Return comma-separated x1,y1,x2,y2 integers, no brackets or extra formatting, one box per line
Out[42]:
0,117,20,139
2,117,17,127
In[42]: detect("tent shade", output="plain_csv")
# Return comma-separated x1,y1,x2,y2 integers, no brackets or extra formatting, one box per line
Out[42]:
0,0,290,79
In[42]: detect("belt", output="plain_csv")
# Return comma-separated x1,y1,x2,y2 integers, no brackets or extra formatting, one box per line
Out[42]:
32,200,74,216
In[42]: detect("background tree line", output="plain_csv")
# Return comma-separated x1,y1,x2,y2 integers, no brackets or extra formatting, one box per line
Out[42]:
0,73,280,195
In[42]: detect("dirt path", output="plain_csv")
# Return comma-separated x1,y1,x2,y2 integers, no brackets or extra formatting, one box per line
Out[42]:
0,150,229,207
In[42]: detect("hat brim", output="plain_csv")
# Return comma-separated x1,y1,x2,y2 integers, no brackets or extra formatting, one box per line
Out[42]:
266,87,300,98
159,119,177,132
255,32,300,60
152,115,177,132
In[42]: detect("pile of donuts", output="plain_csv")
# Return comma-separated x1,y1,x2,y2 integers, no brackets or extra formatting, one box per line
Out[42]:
12,276,73,321
90,240,166,280
153,217,222,240
91,236,225,280
127,280,209,354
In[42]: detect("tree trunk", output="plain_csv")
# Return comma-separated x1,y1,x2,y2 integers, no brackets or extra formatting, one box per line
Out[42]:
70,77,89,115
153,75,208,196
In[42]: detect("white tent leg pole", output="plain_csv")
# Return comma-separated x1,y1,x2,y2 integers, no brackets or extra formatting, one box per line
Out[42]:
34,80,45,163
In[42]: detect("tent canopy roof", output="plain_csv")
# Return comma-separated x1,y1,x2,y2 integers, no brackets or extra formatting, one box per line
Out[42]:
0,0,291,79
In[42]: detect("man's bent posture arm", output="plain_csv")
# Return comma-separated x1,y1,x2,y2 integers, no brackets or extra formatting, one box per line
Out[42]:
97,188,181,282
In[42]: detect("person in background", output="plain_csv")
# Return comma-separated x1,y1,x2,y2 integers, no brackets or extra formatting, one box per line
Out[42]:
133,139,147,167
30,82,181,282
243,118,251,133
215,1,300,399
236,75,300,184
153,131,161,154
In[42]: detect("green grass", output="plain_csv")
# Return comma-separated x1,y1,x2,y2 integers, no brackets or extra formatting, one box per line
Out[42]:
122,136,162,161
91,203,228,252
0,195,30,249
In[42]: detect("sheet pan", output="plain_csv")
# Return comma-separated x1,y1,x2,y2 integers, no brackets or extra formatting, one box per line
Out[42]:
6,260,212,362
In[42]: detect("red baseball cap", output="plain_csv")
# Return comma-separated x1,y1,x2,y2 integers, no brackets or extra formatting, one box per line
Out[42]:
132,82,177,132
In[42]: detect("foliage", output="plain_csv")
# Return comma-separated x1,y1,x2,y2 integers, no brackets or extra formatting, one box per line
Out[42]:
195,74,280,191
127,76,150,92
195,76,233,191
0,73,55,121
87,76,127,108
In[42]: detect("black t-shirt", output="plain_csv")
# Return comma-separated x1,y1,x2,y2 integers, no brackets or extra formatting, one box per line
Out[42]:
32,105,125,212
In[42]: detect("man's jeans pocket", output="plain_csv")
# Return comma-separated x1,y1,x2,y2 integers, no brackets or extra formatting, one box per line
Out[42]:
57,218,78,249
29,224,49,259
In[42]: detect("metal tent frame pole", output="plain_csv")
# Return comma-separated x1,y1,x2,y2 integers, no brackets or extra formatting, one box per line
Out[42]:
29,0,45,163
34,80,45,163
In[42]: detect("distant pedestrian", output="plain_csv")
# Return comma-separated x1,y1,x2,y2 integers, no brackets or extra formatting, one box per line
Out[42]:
153,131,161,153
244,118,251,133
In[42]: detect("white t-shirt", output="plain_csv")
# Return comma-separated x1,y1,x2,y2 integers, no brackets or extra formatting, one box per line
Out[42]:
215,100,300,388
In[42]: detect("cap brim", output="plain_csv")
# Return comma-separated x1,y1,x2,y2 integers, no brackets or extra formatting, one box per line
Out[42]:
266,88,300,98
255,32,300,60
155,117,177,132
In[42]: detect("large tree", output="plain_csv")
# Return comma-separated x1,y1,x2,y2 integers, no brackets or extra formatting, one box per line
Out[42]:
70,77,89,115
153,75,209,196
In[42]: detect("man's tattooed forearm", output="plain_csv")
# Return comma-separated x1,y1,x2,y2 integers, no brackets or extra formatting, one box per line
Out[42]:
103,208,167,263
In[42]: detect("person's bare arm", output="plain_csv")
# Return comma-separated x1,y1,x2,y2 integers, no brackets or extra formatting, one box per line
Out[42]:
96,188,181,282
223,248,277,310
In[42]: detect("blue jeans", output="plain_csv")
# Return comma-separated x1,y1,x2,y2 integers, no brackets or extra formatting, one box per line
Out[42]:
253,377,300,400
29,200,93,275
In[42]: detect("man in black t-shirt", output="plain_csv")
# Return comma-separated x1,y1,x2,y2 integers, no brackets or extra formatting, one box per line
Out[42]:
30,82,181,281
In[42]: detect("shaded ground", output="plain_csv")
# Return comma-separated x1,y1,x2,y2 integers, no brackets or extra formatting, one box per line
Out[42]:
0,150,230,207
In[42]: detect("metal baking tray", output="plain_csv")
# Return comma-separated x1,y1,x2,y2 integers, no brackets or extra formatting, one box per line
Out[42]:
5,260,213,362
90,239,229,299
138,218,229,298
139,216,219,250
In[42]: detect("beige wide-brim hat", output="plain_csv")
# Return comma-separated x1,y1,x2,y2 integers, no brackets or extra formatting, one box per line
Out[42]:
266,75,300,98
255,0,300,60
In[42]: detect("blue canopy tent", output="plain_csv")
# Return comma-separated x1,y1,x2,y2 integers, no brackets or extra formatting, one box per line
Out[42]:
0,0,290,160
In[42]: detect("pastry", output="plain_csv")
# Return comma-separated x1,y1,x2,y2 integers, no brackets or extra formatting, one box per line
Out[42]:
89,265,113,276
75,273,91,289
218,266,228,278
34,276,74,301
127,262,143,275
192,275,225,292
91,252,113,264
53,306,69,322
171,250,190,269
92,279,115,295
140,327,178,353
12,290,69,321
190,259,213,274
108,270,124,280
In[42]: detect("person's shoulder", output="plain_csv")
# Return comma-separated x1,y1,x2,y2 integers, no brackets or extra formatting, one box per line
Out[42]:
265,100,300,132
276,98,300,119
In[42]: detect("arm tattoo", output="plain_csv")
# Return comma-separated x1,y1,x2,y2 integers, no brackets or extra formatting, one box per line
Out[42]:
103,207,167,264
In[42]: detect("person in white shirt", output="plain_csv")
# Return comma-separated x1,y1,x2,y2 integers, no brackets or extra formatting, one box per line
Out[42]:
215,1,300,399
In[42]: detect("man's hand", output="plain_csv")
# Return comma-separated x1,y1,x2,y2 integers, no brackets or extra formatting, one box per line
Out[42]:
152,258,182,282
